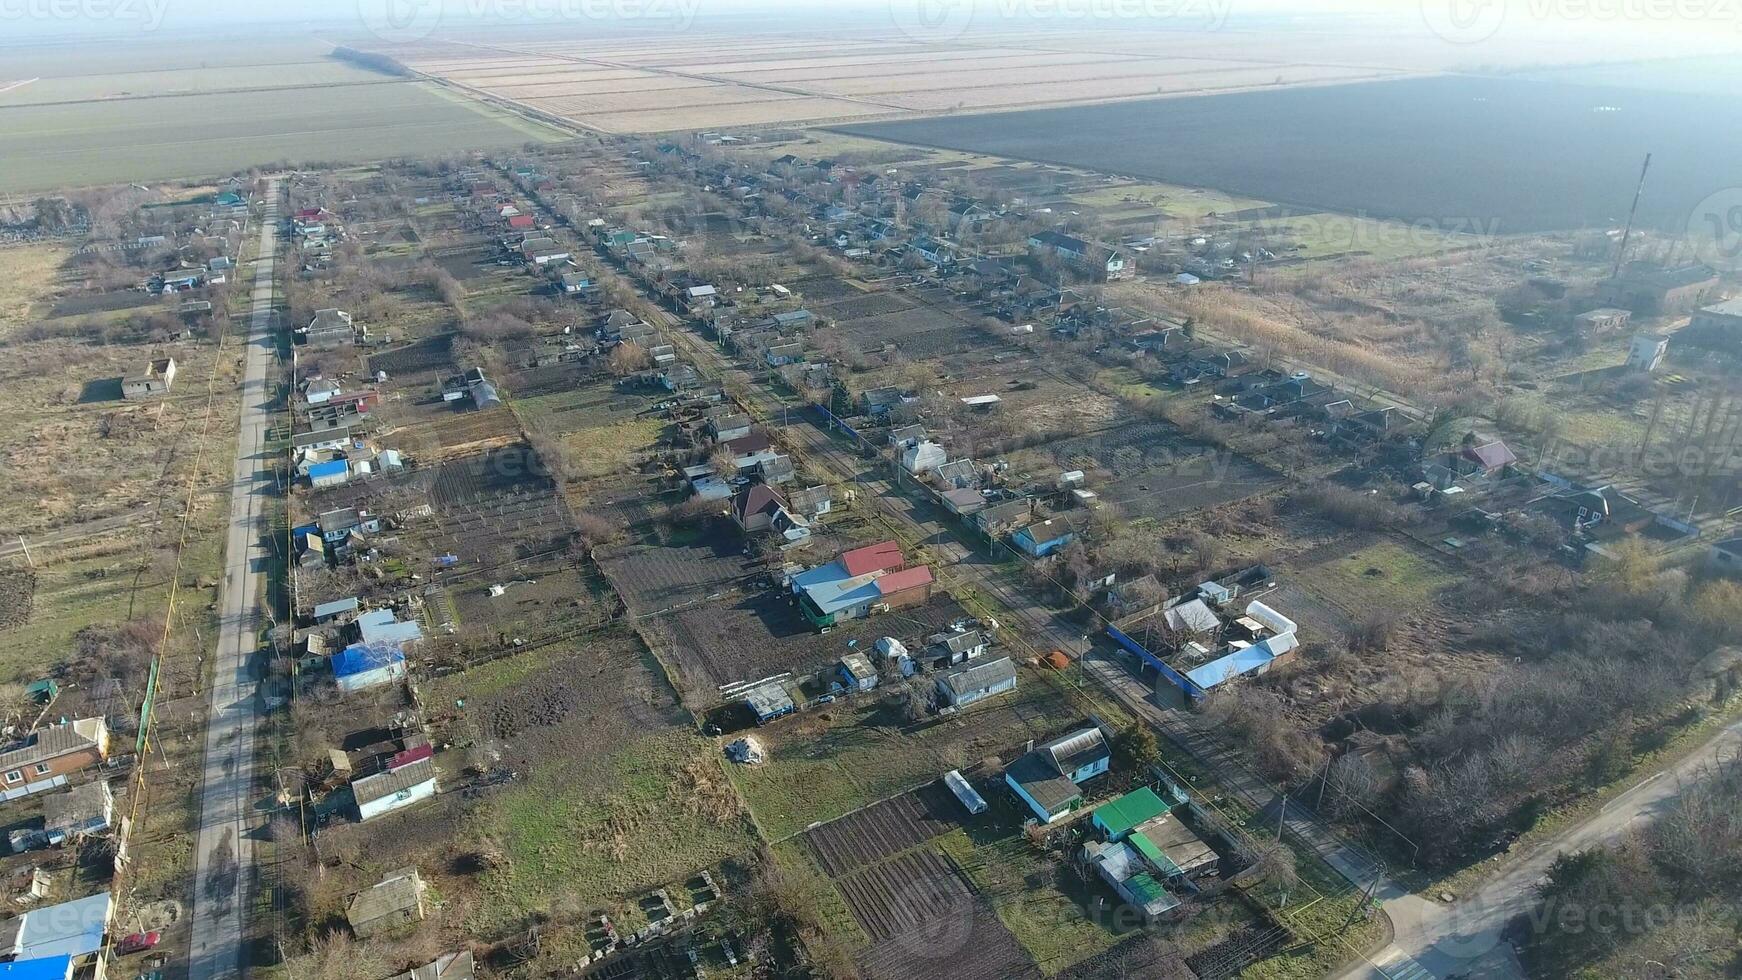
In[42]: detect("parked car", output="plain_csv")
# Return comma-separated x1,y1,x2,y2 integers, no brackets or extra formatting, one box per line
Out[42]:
117,932,162,955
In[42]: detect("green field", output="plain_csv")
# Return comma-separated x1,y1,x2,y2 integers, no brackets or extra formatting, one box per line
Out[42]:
0,61,397,106
0,63,568,193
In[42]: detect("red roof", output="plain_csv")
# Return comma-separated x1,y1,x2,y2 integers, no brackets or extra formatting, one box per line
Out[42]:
389,742,433,770
876,565,934,595
841,540,904,577
725,432,771,455
294,207,327,220
507,214,535,229
1463,440,1517,472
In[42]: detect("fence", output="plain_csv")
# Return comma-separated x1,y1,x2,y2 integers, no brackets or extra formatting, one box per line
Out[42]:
1105,624,1206,703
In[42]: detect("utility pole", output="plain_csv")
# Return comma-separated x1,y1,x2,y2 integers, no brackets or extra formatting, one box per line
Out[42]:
1610,152,1652,281
15,536,33,569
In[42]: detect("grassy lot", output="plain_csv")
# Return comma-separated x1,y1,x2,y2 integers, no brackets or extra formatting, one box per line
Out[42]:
0,244,70,335
937,817,1131,976
770,839,870,950
730,674,1089,840
470,728,760,930
0,80,567,194
553,417,664,479
1306,540,1455,615
1093,366,1167,401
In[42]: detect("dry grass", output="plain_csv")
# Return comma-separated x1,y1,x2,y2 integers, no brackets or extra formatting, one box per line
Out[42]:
0,245,69,336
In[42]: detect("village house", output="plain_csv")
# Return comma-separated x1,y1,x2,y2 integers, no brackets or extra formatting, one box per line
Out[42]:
303,308,359,348
789,540,934,629
346,868,428,938
935,655,1017,708
1013,517,1078,558
1005,726,1112,823
331,641,406,693
787,485,833,519
121,357,177,399
353,758,438,821
0,719,110,792
1028,230,1128,279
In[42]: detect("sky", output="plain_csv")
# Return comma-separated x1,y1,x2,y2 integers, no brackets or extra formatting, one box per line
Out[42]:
2,0,1740,47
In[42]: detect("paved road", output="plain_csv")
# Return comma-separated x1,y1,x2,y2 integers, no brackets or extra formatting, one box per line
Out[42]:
187,179,280,980
1338,713,1742,980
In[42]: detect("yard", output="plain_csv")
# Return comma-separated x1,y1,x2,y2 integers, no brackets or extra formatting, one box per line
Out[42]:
1302,538,1456,616
729,671,1090,839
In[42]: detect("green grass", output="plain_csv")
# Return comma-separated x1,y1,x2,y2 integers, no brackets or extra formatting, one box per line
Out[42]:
770,839,870,950
937,815,1130,976
0,79,567,194
730,675,1087,839
470,729,760,929
1094,366,1166,401
1308,540,1455,614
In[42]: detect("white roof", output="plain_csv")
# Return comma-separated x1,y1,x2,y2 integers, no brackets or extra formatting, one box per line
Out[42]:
960,394,1002,406
13,892,112,959
1163,599,1221,635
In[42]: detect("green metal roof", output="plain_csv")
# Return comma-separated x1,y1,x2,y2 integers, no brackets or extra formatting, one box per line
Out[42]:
1094,787,1169,839
1123,871,1168,905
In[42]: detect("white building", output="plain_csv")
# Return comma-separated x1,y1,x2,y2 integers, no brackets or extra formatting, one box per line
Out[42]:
354,759,438,821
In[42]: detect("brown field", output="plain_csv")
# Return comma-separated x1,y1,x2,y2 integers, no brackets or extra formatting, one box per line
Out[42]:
357,30,1425,133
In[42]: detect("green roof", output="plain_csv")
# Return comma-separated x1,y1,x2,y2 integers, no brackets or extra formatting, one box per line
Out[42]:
1094,787,1170,839
1128,831,1183,877
1123,871,1168,905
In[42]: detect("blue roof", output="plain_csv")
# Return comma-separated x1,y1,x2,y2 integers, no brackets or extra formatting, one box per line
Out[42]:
0,956,72,980
357,608,423,646
332,642,404,678
312,596,359,618
801,575,883,617
308,459,348,479
1186,644,1280,690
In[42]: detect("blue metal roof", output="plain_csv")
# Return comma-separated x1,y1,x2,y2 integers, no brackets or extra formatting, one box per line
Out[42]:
308,459,348,479
312,596,359,618
357,608,423,646
0,956,72,980
332,642,404,678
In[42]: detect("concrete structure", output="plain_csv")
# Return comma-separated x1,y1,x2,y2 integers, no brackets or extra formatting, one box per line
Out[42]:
121,357,177,399
43,780,114,839
1625,332,1670,373
1599,263,1719,314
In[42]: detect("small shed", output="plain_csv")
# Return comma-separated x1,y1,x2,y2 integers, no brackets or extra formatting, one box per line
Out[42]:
346,868,428,938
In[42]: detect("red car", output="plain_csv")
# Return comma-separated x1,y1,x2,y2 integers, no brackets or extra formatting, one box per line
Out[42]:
116,932,161,955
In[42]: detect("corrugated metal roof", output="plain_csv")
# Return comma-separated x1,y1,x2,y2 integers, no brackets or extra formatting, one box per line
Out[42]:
353,759,436,806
